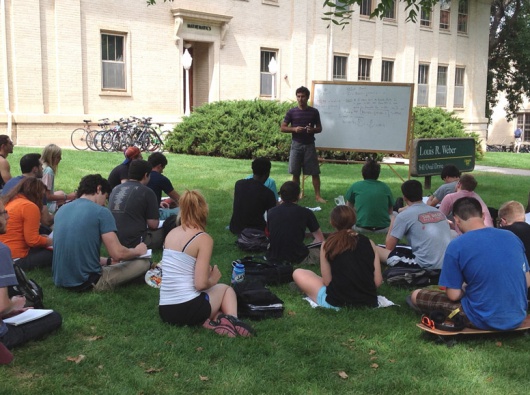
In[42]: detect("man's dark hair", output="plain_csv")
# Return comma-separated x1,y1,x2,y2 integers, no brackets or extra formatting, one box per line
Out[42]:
76,174,111,198
0,135,10,147
20,153,41,173
362,159,380,180
401,180,423,202
440,164,461,180
453,197,482,220
128,159,152,181
458,174,477,191
147,152,168,168
251,157,271,177
296,86,310,97
279,181,300,203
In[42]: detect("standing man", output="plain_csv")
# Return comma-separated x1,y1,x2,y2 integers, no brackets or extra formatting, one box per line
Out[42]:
281,86,326,203
514,127,522,153
0,135,14,191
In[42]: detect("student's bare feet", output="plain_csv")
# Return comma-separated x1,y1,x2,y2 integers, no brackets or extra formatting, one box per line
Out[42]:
315,196,327,203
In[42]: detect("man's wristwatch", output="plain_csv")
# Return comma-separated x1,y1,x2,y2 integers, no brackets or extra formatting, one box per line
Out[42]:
106,257,112,266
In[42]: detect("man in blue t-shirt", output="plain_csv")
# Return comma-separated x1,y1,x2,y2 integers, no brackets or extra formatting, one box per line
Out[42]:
281,86,325,203
514,127,522,153
410,197,529,331
146,152,181,220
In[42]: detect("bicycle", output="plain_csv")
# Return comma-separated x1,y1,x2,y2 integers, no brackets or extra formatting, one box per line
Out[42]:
70,120,94,150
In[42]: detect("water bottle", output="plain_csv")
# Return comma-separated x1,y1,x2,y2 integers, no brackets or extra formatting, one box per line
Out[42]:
231,262,245,285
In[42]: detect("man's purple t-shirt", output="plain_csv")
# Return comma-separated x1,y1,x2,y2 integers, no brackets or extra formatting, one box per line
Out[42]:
283,106,321,145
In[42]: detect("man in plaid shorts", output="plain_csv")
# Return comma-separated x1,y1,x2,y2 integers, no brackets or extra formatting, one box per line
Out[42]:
410,197,529,331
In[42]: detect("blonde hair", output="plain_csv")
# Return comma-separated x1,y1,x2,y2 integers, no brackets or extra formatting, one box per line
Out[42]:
498,200,525,225
41,144,62,174
179,190,208,230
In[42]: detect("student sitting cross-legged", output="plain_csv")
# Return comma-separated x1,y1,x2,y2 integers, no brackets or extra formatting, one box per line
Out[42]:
158,190,254,337
293,205,382,310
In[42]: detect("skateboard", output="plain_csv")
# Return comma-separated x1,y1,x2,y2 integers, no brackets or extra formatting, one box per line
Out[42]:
417,315,530,345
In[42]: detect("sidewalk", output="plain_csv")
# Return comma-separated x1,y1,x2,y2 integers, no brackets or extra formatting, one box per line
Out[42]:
474,165,530,177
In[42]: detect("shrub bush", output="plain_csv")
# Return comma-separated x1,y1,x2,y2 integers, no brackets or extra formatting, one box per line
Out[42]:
165,101,482,161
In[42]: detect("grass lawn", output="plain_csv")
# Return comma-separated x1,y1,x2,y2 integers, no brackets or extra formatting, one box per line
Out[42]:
2,148,530,395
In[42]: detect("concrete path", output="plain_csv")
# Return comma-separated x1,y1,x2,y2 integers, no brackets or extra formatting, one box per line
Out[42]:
474,165,530,177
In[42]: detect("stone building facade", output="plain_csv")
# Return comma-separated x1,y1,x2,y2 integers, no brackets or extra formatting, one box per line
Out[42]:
0,0,491,148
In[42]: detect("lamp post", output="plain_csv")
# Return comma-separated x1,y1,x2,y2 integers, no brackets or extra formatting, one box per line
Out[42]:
268,56,277,101
182,48,193,116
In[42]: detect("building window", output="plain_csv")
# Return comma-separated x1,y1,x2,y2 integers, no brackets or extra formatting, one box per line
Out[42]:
101,33,126,90
436,66,448,107
458,0,468,33
260,50,277,96
417,64,429,106
381,60,394,82
358,58,372,81
440,0,451,30
333,56,348,81
360,0,373,16
384,0,396,20
454,67,465,108
420,7,432,27
517,114,530,142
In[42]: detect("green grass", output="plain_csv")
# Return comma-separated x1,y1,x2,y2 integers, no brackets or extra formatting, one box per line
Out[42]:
477,151,530,169
2,148,530,394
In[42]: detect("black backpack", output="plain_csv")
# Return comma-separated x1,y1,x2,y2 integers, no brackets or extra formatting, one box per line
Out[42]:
236,228,269,252
383,266,440,288
233,280,284,320
232,256,293,285
7,264,44,308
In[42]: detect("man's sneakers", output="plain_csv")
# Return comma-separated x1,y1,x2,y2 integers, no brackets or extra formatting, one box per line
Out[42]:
202,314,255,338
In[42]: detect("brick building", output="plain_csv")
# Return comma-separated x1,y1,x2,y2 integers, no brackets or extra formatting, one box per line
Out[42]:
0,0,490,148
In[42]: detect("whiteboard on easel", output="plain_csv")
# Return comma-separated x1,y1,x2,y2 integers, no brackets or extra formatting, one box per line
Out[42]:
312,81,413,154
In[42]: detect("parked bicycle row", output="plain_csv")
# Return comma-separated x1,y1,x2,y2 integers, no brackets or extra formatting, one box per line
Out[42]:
71,117,170,152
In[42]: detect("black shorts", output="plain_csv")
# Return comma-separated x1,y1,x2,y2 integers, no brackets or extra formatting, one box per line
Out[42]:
159,292,211,326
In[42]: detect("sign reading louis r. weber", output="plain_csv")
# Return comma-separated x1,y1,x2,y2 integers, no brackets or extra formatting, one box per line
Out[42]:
410,138,475,177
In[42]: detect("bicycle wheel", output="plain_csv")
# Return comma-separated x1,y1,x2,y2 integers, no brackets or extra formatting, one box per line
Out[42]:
159,130,171,151
143,128,162,152
71,128,89,150
101,130,116,152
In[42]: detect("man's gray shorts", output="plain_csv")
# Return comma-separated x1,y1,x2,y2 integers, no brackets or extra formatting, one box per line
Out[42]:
289,141,320,176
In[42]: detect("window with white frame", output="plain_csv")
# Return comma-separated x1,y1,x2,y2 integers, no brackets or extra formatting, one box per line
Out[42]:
440,0,451,30
101,33,126,90
517,114,530,142
358,58,372,81
383,0,396,20
420,7,432,27
333,56,348,80
417,64,429,106
360,0,373,16
436,66,448,107
381,60,394,82
458,0,468,33
260,50,277,96
454,67,465,108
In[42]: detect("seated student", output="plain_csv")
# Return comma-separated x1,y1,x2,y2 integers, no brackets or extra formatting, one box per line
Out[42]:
293,205,382,309
410,197,529,330
244,175,278,201
438,174,493,234
108,146,143,190
2,153,53,229
377,180,451,270
0,178,53,270
266,181,324,265
0,135,14,192
345,158,394,233
52,174,149,291
0,199,61,364
41,144,76,213
146,152,181,220
525,192,530,224
159,190,254,337
109,159,163,250
229,157,277,235
498,200,530,300
426,164,461,207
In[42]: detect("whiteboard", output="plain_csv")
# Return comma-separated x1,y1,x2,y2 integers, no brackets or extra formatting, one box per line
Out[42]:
312,81,413,153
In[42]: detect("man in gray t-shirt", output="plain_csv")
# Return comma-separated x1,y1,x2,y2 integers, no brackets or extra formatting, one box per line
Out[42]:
378,180,452,270
426,164,460,207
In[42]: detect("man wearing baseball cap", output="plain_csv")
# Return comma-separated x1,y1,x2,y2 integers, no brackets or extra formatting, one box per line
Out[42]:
108,146,142,190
